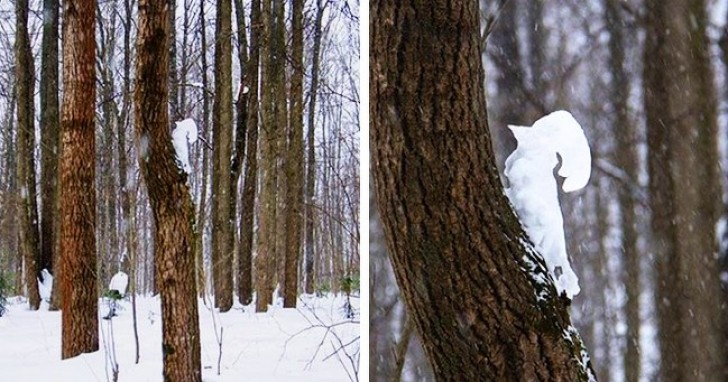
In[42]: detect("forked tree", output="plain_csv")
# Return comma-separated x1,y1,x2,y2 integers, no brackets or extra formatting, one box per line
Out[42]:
59,0,99,359
371,1,594,379
135,1,201,380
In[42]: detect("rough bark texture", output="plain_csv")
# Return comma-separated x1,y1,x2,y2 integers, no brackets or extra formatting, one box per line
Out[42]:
60,0,99,359
135,1,202,380
282,0,305,308
304,0,325,295
605,1,640,381
16,0,42,311
40,0,60,278
238,0,261,306
371,1,594,380
644,0,726,380
212,0,234,312
256,0,277,312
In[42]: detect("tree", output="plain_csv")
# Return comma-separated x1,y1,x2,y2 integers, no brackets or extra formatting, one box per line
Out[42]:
283,0,305,308
40,0,60,281
211,0,234,312
371,1,594,379
16,0,41,311
135,0,202,379
643,0,726,380
59,0,99,359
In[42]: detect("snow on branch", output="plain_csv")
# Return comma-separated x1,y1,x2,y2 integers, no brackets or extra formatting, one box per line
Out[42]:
504,110,591,299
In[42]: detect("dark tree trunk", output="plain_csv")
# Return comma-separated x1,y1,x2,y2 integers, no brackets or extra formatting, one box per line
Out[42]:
644,0,726,380
135,0,202,379
60,0,99,359
371,1,594,380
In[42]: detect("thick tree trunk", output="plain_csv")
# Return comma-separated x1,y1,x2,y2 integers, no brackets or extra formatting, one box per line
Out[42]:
212,0,234,312
60,0,99,359
135,1,202,380
644,0,726,380
16,0,42,311
238,0,261,306
371,1,594,380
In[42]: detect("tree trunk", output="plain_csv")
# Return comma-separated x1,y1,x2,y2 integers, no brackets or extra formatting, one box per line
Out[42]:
60,0,99,358
16,0,42,311
195,0,210,297
304,0,325,295
256,0,277,312
644,0,726,380
371,1,594,380
212,0,234,312
282,0,305,308
135,1,201,379
238,0,261,306
40,0,60,280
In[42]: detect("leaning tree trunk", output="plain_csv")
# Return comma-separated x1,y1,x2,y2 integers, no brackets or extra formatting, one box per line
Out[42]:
371,1,594,380
135,1,202,380
59,0,99,359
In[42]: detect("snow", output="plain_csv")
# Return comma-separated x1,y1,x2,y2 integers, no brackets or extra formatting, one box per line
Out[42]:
504,110,591,299
38,269,53,302
109,272,129,296
0,294,358,381
172,118,198,174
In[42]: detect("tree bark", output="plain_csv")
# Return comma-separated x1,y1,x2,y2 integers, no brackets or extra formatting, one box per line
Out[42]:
304,0,325,295
60,0,99,358
16,0,42,311
644,0,726,380
371,1,594,380
135,1,202,379
238,0,261,306
282,0,305,308
212,0,234,312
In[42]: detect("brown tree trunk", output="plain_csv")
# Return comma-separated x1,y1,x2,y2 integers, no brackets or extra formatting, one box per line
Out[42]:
272,0,288,298
16,0,42,311
212,0,234,312
282,0,305,308
256,0,277,312
135,1,202,379
40,0,60,281
644,0,726,380
60,0,99,359
605,1,640,381
238,0,260,306
304,0,325,295
371,1,594,380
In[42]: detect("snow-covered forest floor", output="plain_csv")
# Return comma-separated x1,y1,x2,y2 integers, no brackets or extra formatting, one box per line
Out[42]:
0,294,359,381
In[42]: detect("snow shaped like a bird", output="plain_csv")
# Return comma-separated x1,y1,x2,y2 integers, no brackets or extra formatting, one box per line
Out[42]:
38,269,53,302
504,110,591,299
172,118,198,174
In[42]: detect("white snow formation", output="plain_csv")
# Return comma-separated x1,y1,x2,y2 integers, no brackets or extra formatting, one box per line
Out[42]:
38,269,53,302
172,118,198,174
108,272,129,297
504,110,591,299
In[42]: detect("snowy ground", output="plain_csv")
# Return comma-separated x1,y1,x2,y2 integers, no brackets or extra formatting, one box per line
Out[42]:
0,294,360,381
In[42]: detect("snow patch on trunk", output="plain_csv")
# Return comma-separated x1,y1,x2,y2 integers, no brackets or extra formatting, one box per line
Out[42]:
172,118,198,174
505,110,591,299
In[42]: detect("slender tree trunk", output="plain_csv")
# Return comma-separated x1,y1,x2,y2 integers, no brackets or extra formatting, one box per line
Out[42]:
371,1,594,379
195,0,210,298
40,0,60,280
256,0,277,312
135,1,201,379
304,0,325,295
272,0,288,298
60,0,99,358
238,0,260,306
16,0,42,311
212,0,234,312
282,0,305,308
